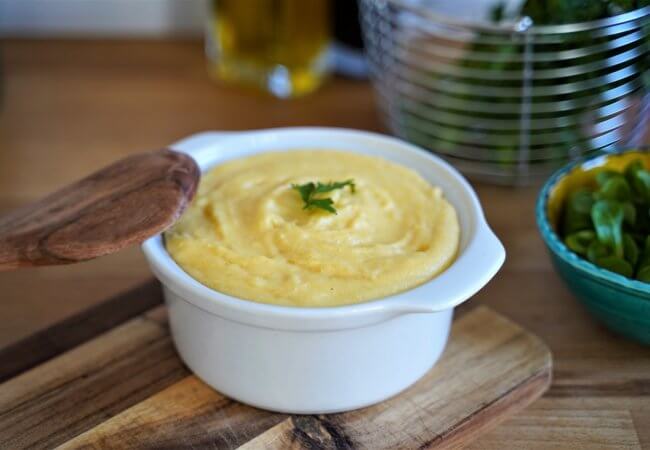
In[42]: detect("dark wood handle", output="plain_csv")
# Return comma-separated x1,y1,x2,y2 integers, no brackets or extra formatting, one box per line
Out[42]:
0,149,199,270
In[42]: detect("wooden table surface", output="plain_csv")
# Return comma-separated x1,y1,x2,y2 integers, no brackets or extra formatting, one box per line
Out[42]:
1,39,648,449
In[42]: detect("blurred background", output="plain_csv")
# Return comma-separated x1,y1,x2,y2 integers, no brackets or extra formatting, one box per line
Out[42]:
0,0,368,87
0,0,207,36
3,0,649,186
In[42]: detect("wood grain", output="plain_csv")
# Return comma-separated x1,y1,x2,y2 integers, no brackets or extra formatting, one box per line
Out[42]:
0,316,188,449
0,149,199,270
467,397,644,450
0,278,163,383
56,307,551,450
58,377,288,450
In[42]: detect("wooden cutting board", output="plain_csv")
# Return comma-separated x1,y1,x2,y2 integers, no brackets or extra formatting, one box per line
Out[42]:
0,283,551,450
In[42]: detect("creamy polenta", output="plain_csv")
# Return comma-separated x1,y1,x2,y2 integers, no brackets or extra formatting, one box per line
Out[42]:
165,151,460,307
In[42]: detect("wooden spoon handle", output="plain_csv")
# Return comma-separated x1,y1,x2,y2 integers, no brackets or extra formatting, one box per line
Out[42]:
0,149,199,270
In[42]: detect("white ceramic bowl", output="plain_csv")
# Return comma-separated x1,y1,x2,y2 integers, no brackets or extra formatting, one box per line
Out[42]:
142,128,505,414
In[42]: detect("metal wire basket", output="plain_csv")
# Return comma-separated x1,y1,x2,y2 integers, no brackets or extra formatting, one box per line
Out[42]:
360,0,650,185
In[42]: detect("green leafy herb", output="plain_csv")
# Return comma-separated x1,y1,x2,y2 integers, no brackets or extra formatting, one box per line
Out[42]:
638,266,650,282
596,176,632,202
636,236,650,282
562,189,594,235
406,0,650,171
564,230,596,256
622,202,636,226
623,233,640,267
595,256,633,278
313,180,356,195
625,160,650,202
591,200,624,258
291,180,355,214
595,170,623,188
587,240,610,264
561,158,650,282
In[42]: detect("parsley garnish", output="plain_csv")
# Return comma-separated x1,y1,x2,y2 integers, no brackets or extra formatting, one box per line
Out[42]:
291,180,356,214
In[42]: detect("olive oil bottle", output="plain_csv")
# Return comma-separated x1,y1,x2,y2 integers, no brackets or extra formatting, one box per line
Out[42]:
207,0,331,98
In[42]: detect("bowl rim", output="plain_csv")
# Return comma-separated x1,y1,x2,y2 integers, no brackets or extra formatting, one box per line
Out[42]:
536,148,650,295
142,127,505,331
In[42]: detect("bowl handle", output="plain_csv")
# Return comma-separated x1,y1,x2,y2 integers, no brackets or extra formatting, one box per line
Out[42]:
171,130,242,155
389,221,505,314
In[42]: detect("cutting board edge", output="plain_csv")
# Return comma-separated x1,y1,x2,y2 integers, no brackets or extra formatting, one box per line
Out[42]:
432,357,552,450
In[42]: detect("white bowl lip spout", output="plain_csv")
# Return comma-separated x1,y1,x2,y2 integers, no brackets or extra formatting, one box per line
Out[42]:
142,127,505,331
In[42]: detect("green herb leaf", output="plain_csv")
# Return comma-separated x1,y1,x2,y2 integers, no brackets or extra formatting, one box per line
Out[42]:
635,235,650,282
569,189,595,214
560,159,650,282
293,182,315,204
587,240,611,264
637,265,650,282
306,198,336,214
314,180,356,194
291,179,355,214
596,176,632,202
563,189,594,234
596,170,624,188
595,256,634,277
635,171,650,202
565,230,596,256
591,200,625,258
622,202,636,226
625,160,650,201
623,233,640,266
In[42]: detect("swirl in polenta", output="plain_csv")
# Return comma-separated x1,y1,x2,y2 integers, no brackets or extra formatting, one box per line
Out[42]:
165,151,460,307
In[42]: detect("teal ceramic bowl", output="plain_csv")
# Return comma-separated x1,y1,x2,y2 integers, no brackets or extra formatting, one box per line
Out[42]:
536,150,650,345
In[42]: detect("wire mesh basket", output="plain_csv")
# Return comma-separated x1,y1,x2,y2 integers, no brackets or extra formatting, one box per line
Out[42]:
360,0,650,185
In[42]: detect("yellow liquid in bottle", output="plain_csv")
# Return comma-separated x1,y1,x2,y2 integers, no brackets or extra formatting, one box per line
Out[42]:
207,0,331,98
